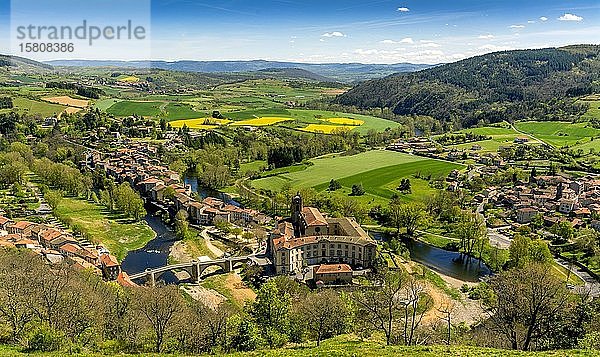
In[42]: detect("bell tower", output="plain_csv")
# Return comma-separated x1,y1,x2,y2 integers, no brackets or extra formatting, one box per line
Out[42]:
291,193,303,237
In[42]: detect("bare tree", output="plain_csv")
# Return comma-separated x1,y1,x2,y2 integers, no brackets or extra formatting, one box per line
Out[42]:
437,301,456,346
133,285,184,353
485,264,572,350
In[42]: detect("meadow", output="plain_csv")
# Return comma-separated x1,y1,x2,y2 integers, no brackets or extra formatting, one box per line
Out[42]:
251,150,462,205
54,197,156,261
514,121,600,148
6,97,66,117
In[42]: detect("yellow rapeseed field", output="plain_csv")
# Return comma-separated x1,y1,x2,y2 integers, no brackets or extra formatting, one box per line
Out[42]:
300,124,356,134
321,117,364,126
169,117,231,129
119,76,140,83
230,117,292,126
42,96,89,108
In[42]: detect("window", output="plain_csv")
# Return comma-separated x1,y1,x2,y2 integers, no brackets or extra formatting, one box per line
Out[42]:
352,246,355,250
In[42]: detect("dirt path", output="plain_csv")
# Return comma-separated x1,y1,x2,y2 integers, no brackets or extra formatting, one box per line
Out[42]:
200,229,225,258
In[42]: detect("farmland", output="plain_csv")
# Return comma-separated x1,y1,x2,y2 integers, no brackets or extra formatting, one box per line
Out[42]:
251,150,463,205
230,117,293,126
514,121,600,148
169,117,231,129
42,95,89,108
300,123,356,133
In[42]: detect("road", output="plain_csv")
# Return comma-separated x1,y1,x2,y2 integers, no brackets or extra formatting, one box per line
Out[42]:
199,228,225,258
554,256,600,297
487,227,512,249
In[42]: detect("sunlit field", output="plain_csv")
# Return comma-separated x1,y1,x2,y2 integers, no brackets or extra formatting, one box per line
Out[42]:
230,117,293,126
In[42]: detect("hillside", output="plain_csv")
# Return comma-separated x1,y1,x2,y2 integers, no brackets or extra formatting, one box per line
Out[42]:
43,59,434,82
337,45,600,128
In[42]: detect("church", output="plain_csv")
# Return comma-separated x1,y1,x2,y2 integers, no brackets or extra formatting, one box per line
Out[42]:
268,194,377,275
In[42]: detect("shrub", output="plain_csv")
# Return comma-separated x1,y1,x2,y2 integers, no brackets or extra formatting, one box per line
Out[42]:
26,324,63,352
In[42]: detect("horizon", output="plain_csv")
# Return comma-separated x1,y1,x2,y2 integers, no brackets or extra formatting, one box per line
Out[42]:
2,0,599,64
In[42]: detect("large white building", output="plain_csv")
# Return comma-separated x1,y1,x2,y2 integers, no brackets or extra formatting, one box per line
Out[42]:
268,194,377,274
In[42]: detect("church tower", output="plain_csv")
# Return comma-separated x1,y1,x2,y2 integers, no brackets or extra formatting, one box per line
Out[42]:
291,193,303,237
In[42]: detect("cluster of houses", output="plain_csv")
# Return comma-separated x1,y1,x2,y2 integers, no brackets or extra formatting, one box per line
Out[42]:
475,174,600,230
388,137,520,165
88,142,271,227
268,194,377,283
0,214,129,284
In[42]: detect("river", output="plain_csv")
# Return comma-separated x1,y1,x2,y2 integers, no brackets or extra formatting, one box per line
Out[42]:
371,232,491,282
120,212,179,284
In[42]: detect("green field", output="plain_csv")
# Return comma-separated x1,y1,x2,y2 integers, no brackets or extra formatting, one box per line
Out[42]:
54,197,155,261
5,97,66,117
445,124,539,152
251,150,463,204
514,121,600,147
105,100,164,117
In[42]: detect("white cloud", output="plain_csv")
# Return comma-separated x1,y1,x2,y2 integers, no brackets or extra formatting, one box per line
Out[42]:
380,39,397,44
399,37,414,44
321,31,346,38
558,13,583,21
478,34,494,39
419,42,440,48
479,44,512,52
509,24,525,29
540,16,548,21
527,20,535,24
397,7,410,12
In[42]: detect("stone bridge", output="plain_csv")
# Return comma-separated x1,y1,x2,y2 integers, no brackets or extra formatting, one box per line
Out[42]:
129,256,259,286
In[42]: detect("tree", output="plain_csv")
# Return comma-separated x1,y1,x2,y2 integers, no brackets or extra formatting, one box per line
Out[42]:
352,270,430,346
389,201,427,237
328,179,342,191
174,210,189,240
454,211,487,263
298,290,348,346
250,280,291,347
44,191,63,212
550,221,575,242
133,286,184,353
350,183,365,196
484,264,572,350
397,178,411,193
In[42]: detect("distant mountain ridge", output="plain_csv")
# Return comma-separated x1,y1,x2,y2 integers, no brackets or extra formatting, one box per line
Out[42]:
337,45,600,128
42,59,434,82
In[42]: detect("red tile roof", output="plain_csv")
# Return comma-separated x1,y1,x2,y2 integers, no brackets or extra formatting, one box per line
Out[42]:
315,264,353,274
100,254,119,267
302,207,327,226
11,221,35,230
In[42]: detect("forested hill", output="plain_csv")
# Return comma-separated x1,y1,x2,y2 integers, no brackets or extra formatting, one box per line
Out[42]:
336,45,600,128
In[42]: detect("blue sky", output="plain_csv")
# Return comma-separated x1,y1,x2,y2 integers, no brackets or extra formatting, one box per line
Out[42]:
2,0,599,63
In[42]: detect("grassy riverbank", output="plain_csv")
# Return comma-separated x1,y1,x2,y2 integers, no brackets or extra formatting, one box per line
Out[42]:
54,196,155,261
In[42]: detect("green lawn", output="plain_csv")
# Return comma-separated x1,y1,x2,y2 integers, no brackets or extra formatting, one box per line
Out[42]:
514,121,600,148
251,150,462,204
447,124,539,152
54,197,155,261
